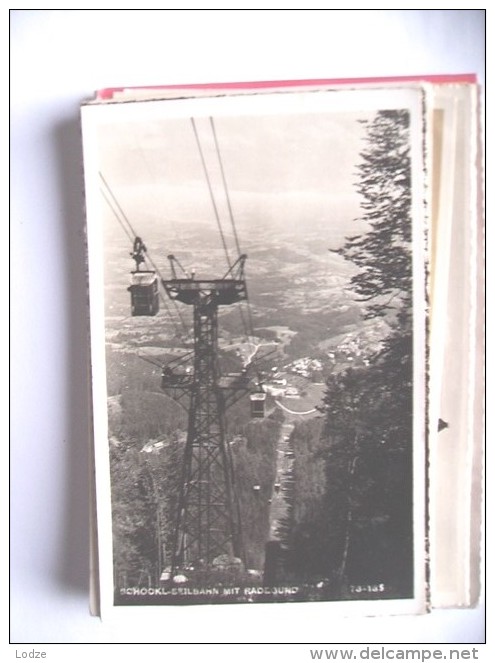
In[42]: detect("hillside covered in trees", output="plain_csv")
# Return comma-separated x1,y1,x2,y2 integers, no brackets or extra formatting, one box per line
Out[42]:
287,110,416,599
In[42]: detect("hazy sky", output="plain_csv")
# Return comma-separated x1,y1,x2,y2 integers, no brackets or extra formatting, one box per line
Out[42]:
96,106,371,246
86,86,422,269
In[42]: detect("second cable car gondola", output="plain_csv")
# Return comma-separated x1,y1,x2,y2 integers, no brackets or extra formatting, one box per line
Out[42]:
250,390,266,418
161,365,193,389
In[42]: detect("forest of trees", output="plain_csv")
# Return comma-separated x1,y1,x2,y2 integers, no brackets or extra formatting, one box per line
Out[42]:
289,109,416,598
109,368,281,589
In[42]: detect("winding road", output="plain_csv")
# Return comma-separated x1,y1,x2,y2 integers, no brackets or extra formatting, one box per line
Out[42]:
274,400,317,416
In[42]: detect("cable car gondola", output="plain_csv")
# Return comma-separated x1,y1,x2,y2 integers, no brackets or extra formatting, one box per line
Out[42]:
128,270,159,316
161,366,193,389
127,237,159,316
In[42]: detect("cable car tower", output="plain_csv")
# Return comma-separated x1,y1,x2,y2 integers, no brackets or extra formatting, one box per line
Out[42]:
162,254,252,572
159,117,266,574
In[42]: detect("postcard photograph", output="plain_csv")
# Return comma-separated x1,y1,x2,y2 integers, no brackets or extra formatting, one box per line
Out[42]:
82,86,427,615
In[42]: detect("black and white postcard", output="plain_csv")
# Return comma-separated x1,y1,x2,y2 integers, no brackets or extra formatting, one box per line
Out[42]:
82,85,429,617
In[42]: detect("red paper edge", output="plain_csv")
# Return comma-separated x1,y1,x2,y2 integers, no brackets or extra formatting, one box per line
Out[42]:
97,74,478,101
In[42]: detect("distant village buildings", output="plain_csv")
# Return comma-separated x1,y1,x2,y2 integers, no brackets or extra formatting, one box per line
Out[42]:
262,357,324,397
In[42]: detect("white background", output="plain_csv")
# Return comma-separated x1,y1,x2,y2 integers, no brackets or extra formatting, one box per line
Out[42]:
10,7,486,649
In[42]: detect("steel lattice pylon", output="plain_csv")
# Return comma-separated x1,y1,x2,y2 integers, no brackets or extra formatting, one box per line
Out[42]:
162,256,249,572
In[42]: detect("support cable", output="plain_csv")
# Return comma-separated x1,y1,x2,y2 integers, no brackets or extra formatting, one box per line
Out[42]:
99,172,137,240
190,117,232,270
99,172,191,341
100,187,134,244
209,118,256,351
137,353,163,369
143,252,190,339
209,117,242,258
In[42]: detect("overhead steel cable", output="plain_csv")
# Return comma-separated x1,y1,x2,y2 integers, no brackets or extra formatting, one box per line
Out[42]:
208,117,256,349
209,117,242,259
100,187,134,244
99,171,137,240
141,251,191,339
137,353,163,369
99,173,189,341
190,117,232,270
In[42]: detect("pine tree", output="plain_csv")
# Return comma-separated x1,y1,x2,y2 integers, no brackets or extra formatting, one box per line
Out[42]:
337,109,412,319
